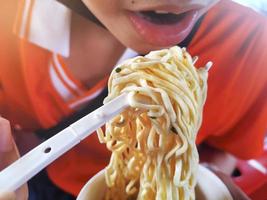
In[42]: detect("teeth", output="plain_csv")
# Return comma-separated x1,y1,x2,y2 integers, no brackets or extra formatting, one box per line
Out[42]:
154,10,170,14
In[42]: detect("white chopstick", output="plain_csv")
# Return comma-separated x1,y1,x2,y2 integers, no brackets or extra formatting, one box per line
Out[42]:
0,93,130,193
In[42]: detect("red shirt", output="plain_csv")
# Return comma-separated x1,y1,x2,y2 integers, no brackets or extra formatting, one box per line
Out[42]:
0,0,266,196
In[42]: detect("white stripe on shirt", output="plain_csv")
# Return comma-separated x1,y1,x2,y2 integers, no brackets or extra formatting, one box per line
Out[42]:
49,62,75,101
248,159,267,175
52,54,83,95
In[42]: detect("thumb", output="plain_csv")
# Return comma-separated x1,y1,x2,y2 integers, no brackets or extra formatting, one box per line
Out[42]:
0,118,19,169
0,118,14,153
0,192,16,200
0,117,28,200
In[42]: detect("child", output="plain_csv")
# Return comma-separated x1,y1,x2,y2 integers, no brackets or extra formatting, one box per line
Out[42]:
0,0,266,199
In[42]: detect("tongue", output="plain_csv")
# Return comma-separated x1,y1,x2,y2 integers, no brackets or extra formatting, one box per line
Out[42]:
139,11,187,25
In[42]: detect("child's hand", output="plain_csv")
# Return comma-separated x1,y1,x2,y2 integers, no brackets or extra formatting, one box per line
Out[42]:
0,117,28,200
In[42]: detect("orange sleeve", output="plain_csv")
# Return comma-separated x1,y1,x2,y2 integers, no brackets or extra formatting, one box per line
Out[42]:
191,0,267,159
206,86,267,159
204,11,267,159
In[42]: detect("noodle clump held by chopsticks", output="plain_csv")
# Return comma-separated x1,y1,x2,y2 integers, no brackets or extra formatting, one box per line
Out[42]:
97,46,210,200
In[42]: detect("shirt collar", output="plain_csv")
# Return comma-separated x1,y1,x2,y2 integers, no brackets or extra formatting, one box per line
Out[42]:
14,0,139,59
14,0,71,57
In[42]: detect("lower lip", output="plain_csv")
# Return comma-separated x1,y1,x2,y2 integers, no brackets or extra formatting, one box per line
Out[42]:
128,10,199,47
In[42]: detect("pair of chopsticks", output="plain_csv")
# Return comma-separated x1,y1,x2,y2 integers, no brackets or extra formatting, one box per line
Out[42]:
0,93,130,193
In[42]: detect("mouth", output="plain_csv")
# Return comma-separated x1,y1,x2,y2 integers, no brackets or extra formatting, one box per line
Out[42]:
137,10,191,25
128,7,201,47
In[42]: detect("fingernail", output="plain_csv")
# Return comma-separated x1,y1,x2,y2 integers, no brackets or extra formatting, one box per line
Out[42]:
0,119,13,152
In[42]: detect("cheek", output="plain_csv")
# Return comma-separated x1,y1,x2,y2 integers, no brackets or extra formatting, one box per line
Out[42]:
81,0,137,44
82,0,121,18
86,1,125,28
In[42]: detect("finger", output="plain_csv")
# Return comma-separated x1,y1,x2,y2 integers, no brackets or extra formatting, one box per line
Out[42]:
0,118,20,170
0,192,16,200
0,118,13,153
0,117,28,200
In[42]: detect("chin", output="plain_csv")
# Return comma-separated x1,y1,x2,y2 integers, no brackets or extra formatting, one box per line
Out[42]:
124,39,172,54
129,43,177,55
122,34,187,55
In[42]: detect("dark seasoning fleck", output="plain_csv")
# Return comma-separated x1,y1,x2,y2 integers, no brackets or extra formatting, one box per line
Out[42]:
115,67,122,73
171,126,178,134
149,116,157,119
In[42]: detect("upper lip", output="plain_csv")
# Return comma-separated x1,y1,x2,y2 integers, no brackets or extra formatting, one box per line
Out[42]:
129,4,204,15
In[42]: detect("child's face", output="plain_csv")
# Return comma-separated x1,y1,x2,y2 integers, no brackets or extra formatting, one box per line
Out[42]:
82,0,220,53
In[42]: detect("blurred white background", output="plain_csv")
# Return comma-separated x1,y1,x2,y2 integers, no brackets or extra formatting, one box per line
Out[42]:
233,0,267,15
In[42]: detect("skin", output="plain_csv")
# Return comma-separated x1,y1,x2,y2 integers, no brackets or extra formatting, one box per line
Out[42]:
81,0,220,53
199,143,237,175
65,0,220,88
0,192,16,200
0,118,28,200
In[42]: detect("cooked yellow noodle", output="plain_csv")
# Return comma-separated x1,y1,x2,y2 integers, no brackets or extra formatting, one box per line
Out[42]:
97,46,209,200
